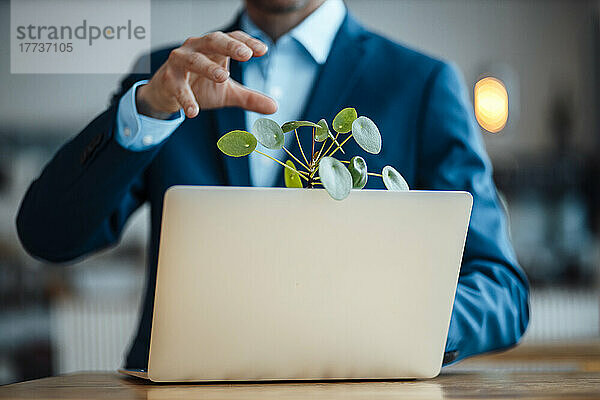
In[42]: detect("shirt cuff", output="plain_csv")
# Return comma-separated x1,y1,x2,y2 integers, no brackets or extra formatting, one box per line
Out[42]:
115,79,185,151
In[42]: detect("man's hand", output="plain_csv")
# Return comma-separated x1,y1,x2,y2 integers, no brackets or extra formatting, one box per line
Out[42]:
136,30,277,119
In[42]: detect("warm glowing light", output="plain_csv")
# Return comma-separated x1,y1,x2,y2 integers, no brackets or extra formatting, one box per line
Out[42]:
474,77,509,133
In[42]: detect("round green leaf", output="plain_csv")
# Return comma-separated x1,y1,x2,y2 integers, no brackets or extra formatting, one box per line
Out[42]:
347,156,368,189
382,166,409,191
315,119,330,142
318,156,352,201
217,130,257,157
332,107,357,134
352,116,382,154
252,118,284,149
281,120,320,133
284,160,303,188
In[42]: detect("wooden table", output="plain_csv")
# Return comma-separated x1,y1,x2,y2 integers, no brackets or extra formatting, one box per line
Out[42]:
2,342,600,399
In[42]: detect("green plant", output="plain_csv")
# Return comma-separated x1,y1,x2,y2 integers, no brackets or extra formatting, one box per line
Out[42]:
217,107,409,200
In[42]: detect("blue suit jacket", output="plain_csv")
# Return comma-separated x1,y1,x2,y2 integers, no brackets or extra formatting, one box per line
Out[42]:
16,13,529,369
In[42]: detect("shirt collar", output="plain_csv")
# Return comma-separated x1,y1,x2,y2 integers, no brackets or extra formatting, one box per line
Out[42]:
240,0,347,65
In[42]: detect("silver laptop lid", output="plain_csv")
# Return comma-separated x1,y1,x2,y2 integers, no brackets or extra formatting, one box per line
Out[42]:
148,186,472,381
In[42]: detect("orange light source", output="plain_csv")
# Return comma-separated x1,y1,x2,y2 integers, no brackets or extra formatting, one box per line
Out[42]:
474,76,509,133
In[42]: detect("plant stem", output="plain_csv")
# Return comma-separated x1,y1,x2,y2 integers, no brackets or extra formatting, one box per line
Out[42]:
318,132,341,164
282,147,310,171
307,128,316,188
295,129,309,167
311,127,316,163
328,134,353,158
313,137,328,168
254,150,309,181
368,172,383,177
330,134,345,155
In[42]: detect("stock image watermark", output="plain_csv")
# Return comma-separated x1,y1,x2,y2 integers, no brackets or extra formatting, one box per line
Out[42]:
11,0,150,74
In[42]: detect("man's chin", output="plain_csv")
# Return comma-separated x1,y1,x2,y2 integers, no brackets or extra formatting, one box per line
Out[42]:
246,0,311,14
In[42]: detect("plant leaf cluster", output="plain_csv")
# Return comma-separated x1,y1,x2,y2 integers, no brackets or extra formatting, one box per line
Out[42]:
217,107,409,200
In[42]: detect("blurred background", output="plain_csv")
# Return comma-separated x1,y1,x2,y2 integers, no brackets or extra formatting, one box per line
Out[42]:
0,0,598,385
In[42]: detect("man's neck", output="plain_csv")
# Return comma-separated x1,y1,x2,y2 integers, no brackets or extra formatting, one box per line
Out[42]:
245,0,326,42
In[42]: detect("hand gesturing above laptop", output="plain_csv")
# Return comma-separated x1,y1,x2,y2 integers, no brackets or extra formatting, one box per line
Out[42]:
136,31,278,119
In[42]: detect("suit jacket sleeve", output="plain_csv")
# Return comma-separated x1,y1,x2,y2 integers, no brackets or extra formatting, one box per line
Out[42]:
16,70,159,263
417,62,530,363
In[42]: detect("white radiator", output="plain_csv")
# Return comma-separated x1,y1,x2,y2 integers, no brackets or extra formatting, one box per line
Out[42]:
523,288,599,342
50,295,141,373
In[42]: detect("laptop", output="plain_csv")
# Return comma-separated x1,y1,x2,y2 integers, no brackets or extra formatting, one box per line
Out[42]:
120,186,472,382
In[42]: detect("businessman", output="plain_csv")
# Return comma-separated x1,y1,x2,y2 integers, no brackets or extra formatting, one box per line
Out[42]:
17,0,529,369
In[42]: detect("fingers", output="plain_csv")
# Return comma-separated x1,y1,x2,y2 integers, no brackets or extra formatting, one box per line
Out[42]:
185,32,251,62
168,48,229,83
225,80,278,115
227,30,268,57
165,71,199,118
183,31,268,62
170,31,268,82
160,31,271,117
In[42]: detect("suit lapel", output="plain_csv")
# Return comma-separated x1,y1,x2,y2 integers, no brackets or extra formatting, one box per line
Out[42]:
275,13,370,186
